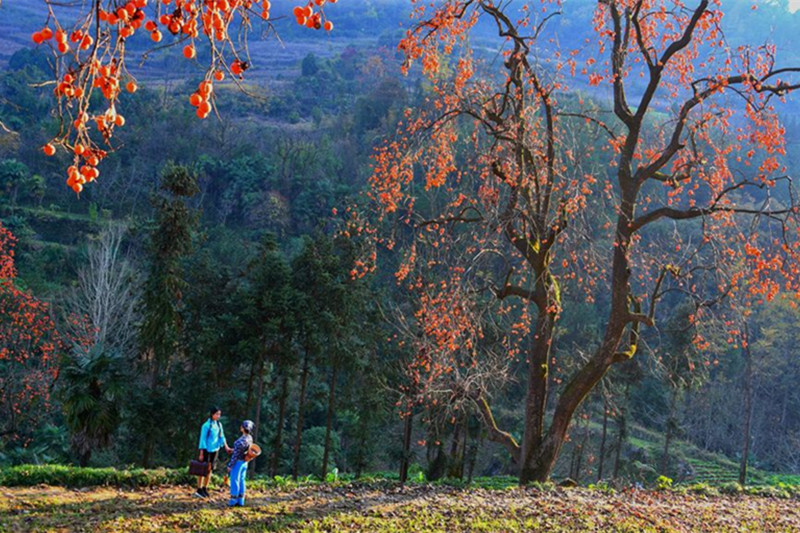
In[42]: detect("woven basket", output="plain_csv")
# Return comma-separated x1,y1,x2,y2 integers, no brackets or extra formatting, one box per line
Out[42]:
244,443,261,462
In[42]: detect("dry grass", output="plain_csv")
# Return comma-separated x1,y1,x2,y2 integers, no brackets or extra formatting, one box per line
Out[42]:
2,482,800,532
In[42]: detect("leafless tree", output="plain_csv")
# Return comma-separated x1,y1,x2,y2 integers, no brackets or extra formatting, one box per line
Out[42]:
68,224,140,353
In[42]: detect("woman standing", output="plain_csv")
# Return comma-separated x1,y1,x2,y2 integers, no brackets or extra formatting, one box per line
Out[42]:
227,419,254,507
195,406,232,498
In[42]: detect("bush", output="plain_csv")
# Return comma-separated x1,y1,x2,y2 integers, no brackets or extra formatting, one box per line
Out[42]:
718,481,744,495
0,464,194,488
473,476,518,491
588,480,616,494
248,474,319,491
686,482,720,497
527,480,556,493
656,475,674,491
744,485,792,499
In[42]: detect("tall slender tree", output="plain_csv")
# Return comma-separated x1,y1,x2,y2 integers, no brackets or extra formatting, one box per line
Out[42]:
137,163,199,467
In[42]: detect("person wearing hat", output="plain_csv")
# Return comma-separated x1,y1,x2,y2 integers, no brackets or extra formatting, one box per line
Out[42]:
227,419,254,507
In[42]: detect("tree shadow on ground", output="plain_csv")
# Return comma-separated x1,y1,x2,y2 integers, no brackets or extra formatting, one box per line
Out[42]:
0,484,428,533
217,490,427,532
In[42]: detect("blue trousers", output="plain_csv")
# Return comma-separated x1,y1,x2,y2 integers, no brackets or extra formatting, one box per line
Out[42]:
229,460,247,506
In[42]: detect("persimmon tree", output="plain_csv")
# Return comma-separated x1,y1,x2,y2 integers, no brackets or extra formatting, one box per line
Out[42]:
33,0,340,194
0,222,62,439
370,0,800,483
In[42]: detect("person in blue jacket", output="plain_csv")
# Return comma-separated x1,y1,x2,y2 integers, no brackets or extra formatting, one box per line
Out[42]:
194,406,232,498
227,419,254,507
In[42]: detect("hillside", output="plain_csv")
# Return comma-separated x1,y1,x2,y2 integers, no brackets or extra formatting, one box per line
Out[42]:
5,0,800,517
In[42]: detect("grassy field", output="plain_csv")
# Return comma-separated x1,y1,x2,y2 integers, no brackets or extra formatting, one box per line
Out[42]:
2,482,800,532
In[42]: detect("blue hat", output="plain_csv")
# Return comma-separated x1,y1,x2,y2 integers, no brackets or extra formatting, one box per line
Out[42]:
241,420,254,432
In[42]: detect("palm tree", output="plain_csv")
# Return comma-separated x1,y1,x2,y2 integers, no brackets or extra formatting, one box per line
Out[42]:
60,344,126,467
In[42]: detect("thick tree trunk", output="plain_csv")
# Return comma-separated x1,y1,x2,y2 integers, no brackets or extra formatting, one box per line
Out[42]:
518,311,555,482
478,170,638,484
522,192,636,484
521,347,622,483
447,418,464,479
517,219,632,484
270,372,289,477
739,327,753,486
399,412,413,484
292,346,311,480
321,364,338,480
466,423,482,483
597,399,609,481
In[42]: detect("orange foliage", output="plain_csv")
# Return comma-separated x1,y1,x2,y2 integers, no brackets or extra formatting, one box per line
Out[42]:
0,222,92,438
370,0,800,409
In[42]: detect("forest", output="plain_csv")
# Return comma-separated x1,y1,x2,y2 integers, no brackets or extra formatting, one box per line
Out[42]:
3,0,800,531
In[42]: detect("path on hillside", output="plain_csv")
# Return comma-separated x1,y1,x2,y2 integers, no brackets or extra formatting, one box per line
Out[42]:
2,483,799,532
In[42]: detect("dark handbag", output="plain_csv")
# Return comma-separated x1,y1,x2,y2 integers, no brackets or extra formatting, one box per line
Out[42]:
189,458,211,476
188,420,216,476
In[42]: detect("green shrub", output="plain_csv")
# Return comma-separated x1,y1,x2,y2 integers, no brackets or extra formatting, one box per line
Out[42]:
473,476,518,490
0,464,194,488
718,481,743,495
325,467,339,484
250,473,321,491
686,482,720,497
527,481,556,493
744,485,792,499
588,480,615,494
656,475,674,491
407,463,425,481
360,470,400,482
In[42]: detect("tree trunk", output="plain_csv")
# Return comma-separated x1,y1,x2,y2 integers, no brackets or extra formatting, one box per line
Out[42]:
142,438,154,469
447,418,464,479
399,412,413,484
466,423,482,483
321,363,338,480
484,186,636,484
518,311,555,482
79,449,91,468
577,414,591,482
354,413,369,479
613,393,628,480
597,399,609,481
252,355,266,475
292,346,311,480
270,371,289,477
739,325,753,486
661,388,678,475
569,437,579,481
244,358,257,415
521,348,622,483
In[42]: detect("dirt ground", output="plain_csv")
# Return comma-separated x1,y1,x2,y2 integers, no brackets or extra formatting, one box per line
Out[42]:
1,483,799,532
